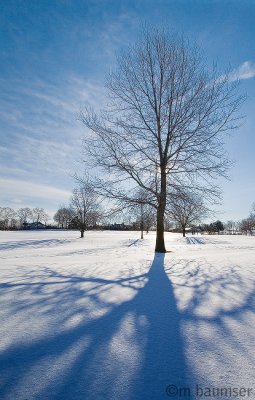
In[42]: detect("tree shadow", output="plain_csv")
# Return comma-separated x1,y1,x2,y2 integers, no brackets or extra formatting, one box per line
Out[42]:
1,255,254,400
0,238,73,251
186,237,205,245
0,254,190,400
165,259,255,389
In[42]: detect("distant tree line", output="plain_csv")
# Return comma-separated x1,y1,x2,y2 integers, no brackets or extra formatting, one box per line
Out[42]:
53,178,156,238
222,202,255,235
0,207,50,230
1,196,254,238
198,220,225,235
194,202,255,236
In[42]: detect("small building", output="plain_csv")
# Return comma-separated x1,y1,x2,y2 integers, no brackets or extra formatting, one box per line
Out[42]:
23,222,46,230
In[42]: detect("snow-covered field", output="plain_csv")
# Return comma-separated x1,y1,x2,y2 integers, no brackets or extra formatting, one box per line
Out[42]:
0,230,255,400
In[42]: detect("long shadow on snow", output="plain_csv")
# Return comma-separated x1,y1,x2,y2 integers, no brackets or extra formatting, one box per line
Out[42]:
0,254,191,400
0,238,73,251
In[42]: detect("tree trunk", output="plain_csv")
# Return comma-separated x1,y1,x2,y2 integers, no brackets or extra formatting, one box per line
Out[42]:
80,229,84,238
140,204,144,239
155,170,167,253
182,228,186,237
155,204,166,252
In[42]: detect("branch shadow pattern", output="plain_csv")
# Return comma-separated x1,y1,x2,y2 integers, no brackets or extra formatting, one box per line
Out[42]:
1,255,255,400
165,259,255,387
0,238,74,251
0,254,190,400
186,237,205,245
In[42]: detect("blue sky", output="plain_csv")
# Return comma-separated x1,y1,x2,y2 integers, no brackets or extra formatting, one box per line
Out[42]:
0,0,255,221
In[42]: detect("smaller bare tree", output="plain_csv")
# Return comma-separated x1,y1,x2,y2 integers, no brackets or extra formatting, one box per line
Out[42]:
226,220,234,234
225,220,240,235
54,209,64,229
250,203,255,225
17,208,33,228
70,178,101,238
240,203,255,235
54,207,74,229
167,192,209,237
122,188,156,239
0,207,16,230
42,211,50,227
240,218,254,235
32,208,47,229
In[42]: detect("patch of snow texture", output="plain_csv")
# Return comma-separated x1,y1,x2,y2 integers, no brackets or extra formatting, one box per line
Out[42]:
0,231,255,399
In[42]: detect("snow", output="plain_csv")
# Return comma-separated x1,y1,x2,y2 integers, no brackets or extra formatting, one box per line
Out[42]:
0,230,255,400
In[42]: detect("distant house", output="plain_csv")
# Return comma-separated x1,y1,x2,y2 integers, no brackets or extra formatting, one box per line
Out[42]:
103,223,130,231
107,223,126,230
23,222,46,230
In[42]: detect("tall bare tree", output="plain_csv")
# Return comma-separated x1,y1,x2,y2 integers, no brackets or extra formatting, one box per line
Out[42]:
81,29,243,252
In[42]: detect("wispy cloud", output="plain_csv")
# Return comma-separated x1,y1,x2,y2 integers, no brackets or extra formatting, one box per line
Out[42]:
0,75,106,131
229,61,255,81
0,178,72,217
0,178,71,200
0,75,106,190
0,135,80,186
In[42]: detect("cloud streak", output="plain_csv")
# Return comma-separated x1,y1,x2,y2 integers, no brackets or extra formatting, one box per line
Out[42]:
0,178,71,201
0,75,106,192
229,61,255,81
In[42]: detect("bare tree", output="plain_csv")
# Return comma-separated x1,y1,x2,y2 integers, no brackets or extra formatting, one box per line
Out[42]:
41,211,50,226
0,207,16,230
54,207,74,229
32,208,46,229
240,217,254,235
248,203,255,235
225,220,240,235
17,208,33,227
240,203,255,235
53,209,64,229
167,191,209,237
70,178,101,238
125,188,155,239
226,220,233,234
81,29,243,252
250,202,255,223
132,204,155,238
143,206,156,234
